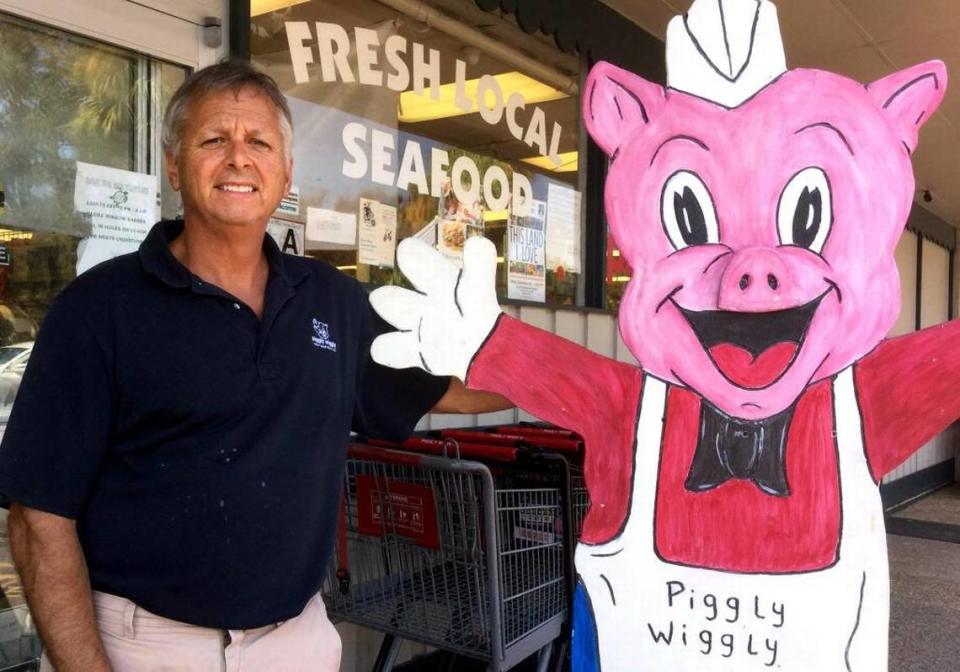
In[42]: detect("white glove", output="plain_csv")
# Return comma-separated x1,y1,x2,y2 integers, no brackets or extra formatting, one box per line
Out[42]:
370,237,502,380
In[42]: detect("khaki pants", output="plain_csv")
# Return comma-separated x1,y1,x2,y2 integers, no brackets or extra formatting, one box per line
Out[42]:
41,590,342,672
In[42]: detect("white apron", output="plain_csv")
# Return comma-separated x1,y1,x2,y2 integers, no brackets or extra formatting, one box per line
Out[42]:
575,368,889,671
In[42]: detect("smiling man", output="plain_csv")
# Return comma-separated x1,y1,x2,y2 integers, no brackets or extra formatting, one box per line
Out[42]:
0,60,505,672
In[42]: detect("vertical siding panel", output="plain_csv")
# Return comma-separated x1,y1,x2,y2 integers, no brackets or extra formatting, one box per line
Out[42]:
890,231,918,337
586,313,617,358
428,412,477,431
555,310,586,346
615,330,639,366
518,305,554,331
920,240,950,328
477,408,518,427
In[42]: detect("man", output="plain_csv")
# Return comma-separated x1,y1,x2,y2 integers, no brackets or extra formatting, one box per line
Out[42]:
0,60,508,671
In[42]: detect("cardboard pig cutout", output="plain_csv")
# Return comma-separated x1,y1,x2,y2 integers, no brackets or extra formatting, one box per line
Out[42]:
371,0,951,669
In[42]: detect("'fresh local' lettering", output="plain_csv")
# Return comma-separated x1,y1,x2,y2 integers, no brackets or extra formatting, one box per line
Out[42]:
646,580,784,668
285,22,567,217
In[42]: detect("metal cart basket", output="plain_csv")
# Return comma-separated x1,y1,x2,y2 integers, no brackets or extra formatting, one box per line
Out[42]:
323,444,573,672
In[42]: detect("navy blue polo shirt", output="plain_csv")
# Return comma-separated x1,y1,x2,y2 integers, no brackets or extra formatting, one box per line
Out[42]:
0,220,448,628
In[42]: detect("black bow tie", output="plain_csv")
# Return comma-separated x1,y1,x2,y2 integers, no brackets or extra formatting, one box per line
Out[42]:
684,400,795,497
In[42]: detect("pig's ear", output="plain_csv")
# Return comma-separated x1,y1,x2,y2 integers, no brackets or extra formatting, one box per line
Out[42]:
867,60,947,153
584,61,666,157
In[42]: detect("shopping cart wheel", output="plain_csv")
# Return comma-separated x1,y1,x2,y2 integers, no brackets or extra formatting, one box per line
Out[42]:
372,633,402,672
535,642,554,672
548,639,568,672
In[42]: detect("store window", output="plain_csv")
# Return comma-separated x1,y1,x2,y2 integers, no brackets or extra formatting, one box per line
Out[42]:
0,15,187,665
250,0,583,305
605,236,631,312
0,13,188,426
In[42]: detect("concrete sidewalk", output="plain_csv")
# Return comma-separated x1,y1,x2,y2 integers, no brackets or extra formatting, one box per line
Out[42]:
889,534,960,672
888,484,960,672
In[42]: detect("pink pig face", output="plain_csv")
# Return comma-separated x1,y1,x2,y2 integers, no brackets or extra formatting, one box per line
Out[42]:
585,62,946,420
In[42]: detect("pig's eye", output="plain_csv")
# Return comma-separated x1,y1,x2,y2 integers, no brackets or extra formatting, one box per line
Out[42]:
777,167,832,254
661,171,719,250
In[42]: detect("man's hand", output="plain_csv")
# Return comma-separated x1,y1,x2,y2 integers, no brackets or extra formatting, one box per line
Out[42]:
371,237,502,380
8,504,112,672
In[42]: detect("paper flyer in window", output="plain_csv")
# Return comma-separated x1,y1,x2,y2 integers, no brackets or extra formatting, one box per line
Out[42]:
73,162,159,275
507,199,547,303
267,219,305,257
305,207,357,249
545,182,582,274
434,181,485,267
357,198,397,268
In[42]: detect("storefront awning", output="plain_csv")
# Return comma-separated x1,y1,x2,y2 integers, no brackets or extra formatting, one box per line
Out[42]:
472,0,666,82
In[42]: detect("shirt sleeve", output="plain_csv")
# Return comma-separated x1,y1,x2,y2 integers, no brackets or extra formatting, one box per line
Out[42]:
352,287,450,441
0,292,115,519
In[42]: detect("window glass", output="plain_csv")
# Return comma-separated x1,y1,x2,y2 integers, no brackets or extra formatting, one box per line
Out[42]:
157,62,188,220
606,235,631,312
251,0,583,305
0,13,188,419
0,13,188,668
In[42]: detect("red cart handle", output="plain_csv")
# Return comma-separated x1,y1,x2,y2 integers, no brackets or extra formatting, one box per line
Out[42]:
366,437,520,462
441,429,583,453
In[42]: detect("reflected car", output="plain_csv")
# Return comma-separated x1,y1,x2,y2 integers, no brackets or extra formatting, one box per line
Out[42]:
0,343,32,420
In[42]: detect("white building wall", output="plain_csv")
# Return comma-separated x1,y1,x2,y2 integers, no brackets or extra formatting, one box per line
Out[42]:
0,0,229,68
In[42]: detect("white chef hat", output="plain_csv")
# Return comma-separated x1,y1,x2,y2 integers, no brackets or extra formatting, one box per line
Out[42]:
666,0,787,108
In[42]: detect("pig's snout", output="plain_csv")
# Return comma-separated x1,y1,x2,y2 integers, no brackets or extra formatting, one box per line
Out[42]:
718,248,803,312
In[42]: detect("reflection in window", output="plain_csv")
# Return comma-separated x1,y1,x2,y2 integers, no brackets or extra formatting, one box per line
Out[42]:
606,235,632,312
251,0,582,305
0,12,189,668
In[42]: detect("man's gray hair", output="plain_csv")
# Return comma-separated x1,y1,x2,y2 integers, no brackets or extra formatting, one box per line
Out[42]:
162,59,293,159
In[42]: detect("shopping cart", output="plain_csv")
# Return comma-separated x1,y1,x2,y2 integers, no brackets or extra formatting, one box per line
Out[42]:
323,442,575,672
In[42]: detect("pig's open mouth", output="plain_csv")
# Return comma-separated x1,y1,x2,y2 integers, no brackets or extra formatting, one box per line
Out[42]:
676,293,827,390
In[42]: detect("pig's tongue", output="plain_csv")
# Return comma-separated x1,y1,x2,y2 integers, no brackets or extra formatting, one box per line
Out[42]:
708,342,798,389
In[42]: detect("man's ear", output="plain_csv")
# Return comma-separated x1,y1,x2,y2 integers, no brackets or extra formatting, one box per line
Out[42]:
867,60,947,153
165,151,181,192
583,61,666,158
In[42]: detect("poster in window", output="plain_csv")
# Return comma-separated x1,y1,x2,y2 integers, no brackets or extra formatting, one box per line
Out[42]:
73,162,159,275
434,181,485,266
357,198,397,268
545,182,582,274
306,207,357,248
507,199,546,302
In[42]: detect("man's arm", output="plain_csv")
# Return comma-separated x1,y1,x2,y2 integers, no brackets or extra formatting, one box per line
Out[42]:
8,504,111,672
432,377,512,414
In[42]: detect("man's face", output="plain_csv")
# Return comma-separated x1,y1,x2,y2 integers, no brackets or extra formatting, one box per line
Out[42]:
166,86,292,232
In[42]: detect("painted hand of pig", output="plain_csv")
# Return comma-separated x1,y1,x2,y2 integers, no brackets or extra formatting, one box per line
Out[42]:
370,237,502,380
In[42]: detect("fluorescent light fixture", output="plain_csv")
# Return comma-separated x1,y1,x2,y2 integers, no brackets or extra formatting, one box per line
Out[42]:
0,228,31,241
521,151,578,173
612,275,632,283
399,71,568,124
337,265,358,271
251,0,310,17
483,210,510,223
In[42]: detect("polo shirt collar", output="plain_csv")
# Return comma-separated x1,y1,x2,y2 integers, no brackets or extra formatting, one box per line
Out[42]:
139,219,310,289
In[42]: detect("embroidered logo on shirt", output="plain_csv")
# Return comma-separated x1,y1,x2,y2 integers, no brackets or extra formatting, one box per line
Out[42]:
311,319,337,352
